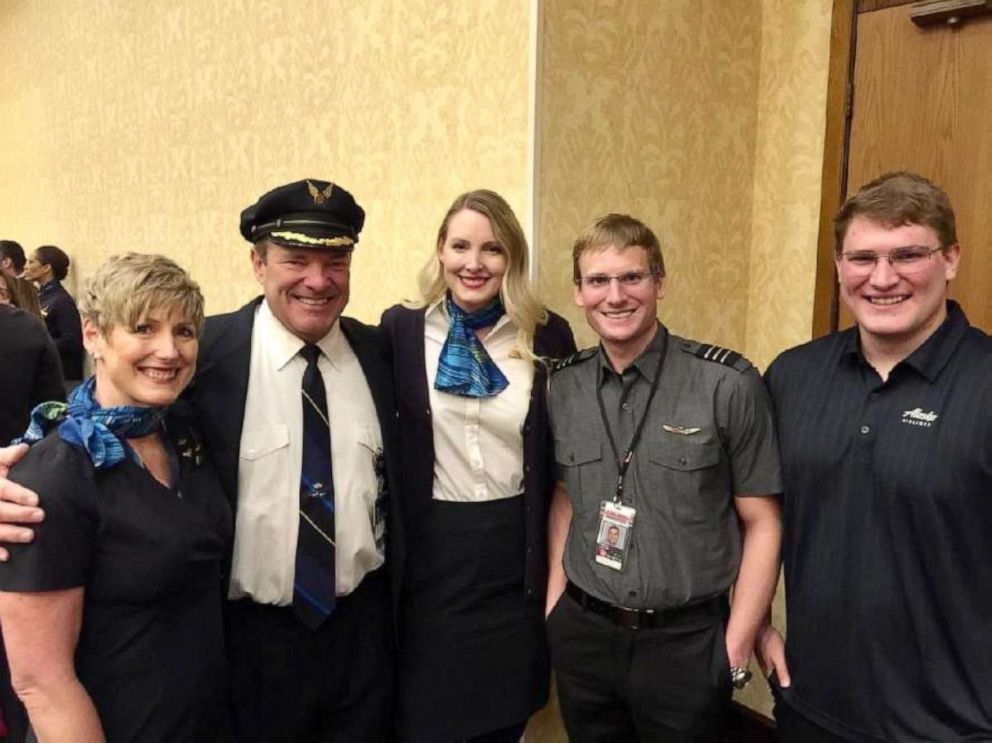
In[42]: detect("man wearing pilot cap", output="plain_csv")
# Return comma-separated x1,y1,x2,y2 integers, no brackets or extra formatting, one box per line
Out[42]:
0,179,402,742
197,178,402,741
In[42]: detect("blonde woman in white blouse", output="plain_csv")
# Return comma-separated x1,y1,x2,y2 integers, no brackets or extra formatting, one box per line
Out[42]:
381,190,576,743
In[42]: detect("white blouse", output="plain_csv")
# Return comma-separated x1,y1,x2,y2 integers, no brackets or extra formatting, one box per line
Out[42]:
424,300,535,502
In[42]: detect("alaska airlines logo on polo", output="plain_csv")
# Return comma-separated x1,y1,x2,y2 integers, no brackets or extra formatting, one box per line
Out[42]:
901,408,938,428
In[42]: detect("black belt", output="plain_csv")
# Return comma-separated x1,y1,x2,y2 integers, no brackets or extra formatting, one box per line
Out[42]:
565,581,727,630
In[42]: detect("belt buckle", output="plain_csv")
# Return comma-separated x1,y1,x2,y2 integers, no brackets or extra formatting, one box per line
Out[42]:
616,606,652,630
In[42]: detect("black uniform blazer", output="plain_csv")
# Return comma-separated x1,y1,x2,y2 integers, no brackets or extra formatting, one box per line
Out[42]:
39,281,83,380
0,305,66,445
185,297,405,610
380,305,575,600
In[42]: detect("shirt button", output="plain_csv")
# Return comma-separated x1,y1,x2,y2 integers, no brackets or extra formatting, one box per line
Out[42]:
524,465,531,473
628,590,637,598
860,425,871,434
622,403,631,411
679,456,688,466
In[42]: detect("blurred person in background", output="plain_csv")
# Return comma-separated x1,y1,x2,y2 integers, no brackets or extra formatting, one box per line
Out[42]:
0,242,42,318
23,245,84,385
0,274,64,445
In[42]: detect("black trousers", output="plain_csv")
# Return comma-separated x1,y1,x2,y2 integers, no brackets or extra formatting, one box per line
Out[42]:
225,569,394,743
774,699,851,743
547,590,731,743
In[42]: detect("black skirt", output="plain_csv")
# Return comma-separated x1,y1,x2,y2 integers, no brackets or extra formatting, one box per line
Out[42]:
398,495,549,742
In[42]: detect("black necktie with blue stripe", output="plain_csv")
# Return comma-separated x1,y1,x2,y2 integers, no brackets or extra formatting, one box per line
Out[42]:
294,344,336,629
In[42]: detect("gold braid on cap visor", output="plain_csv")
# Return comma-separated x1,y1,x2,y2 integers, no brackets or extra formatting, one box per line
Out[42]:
270,231,355,247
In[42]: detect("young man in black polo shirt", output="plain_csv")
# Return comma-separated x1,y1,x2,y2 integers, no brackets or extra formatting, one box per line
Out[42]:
759,172,992,741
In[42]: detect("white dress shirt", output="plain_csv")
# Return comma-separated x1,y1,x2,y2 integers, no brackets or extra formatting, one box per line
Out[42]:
228,301,384,603
425,300,534,502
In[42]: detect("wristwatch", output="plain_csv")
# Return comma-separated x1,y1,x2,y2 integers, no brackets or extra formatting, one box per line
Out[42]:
730,666,753,690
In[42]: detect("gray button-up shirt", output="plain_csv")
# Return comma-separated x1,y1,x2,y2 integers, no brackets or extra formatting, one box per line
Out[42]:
550,324,781,610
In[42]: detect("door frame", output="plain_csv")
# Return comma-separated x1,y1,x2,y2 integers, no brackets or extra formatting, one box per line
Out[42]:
811,0,917,338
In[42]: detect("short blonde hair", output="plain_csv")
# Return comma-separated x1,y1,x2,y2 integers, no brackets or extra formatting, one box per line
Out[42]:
417,190,547,360
572,214,665,283
79,253,205,335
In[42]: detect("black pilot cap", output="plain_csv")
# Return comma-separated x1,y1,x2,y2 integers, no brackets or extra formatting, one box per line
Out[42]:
239,179,366,251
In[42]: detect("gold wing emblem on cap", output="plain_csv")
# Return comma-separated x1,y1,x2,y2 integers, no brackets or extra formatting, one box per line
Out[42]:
307,180,335,205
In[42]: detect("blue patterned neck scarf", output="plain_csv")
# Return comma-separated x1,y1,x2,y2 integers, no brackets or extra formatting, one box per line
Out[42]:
17,377,166,469
434,294,509,398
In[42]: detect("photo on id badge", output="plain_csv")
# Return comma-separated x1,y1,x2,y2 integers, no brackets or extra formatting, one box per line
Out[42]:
595,500,635,570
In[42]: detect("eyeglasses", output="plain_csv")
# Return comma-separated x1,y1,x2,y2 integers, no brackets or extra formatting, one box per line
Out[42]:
839,246,944,276
576,270,658,291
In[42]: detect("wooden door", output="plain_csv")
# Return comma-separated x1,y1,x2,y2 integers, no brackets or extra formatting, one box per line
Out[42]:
817,1,992,333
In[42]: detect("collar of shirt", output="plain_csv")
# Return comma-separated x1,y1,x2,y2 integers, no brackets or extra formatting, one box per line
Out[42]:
840,300,969,383
597,321,668,383
256,299,343,372
424,296,515,340
38,280,59,301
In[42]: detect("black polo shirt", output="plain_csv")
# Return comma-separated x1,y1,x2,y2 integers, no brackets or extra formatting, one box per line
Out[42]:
765,301,992,742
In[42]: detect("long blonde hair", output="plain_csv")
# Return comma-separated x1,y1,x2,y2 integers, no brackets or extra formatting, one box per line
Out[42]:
416,190,547,361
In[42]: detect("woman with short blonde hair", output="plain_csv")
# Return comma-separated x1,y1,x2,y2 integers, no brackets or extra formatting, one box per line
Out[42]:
0,253,231,742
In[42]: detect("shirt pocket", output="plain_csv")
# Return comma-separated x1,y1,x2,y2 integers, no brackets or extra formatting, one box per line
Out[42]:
555,438,603,467
240,426,290,461
648,440,720,472
238,425,291,512
648,438,725,524
554,438,604,504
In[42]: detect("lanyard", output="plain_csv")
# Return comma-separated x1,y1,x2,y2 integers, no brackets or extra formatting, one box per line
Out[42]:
595,331,668,505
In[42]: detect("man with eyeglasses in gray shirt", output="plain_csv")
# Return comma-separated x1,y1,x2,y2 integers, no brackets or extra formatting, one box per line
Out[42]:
545,213,783,742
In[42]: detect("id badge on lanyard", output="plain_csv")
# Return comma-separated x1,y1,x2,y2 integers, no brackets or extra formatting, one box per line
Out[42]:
595,499,636,570
592,334,667,572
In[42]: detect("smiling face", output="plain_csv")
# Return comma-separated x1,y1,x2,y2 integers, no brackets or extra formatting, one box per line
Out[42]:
437,208,507,313
85,309,198,408
837,216,959,360
252,243,351,343
574,244,665,368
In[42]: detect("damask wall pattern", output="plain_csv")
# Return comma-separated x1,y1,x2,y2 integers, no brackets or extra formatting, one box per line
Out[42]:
537,0,764,353
746,0,832,371
0,0,532,322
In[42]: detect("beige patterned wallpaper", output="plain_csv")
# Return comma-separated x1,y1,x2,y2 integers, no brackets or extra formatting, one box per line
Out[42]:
0,0,531,323
538,0,763,353
747,0,833,371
